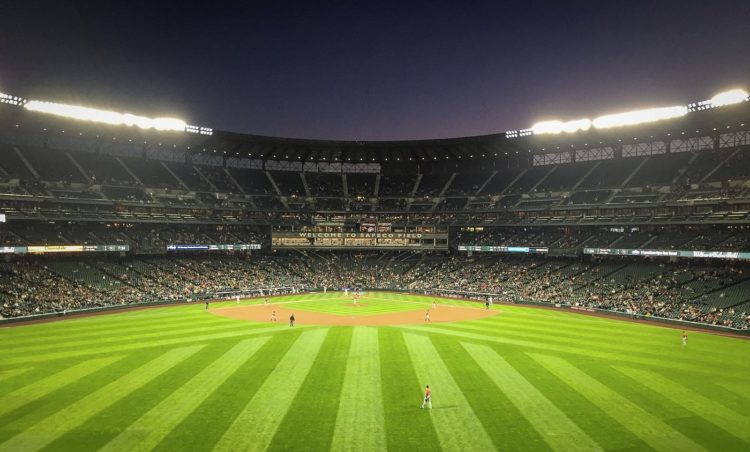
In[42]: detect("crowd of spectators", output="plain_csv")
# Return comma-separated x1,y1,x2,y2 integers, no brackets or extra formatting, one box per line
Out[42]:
2,252,749,329
407,256,750,329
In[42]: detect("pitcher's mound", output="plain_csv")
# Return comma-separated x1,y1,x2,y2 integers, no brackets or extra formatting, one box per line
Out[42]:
213,304,499,326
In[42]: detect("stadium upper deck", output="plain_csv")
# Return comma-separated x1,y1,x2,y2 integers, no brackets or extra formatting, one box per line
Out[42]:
0,88,749,226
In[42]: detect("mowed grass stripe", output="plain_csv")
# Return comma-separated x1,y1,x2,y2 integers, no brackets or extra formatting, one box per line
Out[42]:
482,306,682,337
0,368,31,383
3,321,260,357
0,306,203,337
714,380,750,400
402,332,496,452
400,325,746,378
615,366,750,441
0,345,203,452
461,342,601,451
100,336,270,452
378,329,441,451
2,324,299,366
474,315,747,361
438,323,733,371
214,328,329,452
529,353,707,452
267,328,353,451
0,356,121,418
490,305,750,353
472,315,687,348
6,324,256,358
2,316,230,348
331,327,387,452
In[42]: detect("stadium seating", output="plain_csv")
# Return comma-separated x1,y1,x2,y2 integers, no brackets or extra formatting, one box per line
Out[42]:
2,103,750,332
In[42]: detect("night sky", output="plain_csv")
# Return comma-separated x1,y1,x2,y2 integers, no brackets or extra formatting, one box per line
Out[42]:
2,1,749,140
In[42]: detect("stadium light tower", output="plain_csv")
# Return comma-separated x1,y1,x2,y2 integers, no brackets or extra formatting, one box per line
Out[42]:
710,89,748,107
531,118,591,135
24,100,187,132
591,106,688,129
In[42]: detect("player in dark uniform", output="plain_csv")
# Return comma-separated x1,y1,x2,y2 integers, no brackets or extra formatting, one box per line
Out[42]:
205,301,209,311
290,313,295,327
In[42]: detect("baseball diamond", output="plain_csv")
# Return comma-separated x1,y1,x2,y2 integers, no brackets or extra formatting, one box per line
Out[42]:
0,292,748,451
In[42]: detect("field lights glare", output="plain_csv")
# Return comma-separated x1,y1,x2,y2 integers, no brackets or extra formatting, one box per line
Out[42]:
532,118,591,135
710,89,748,107
591,106,688,129
24,100,187,132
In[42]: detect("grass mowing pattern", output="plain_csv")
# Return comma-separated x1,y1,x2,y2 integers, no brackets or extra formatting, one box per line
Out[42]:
0,292,748,451
0,345,203,452
331,327,387,451
462,342,600,451
214,329,329,451
403,332,496,451
0,356,121,418
100,337,270,451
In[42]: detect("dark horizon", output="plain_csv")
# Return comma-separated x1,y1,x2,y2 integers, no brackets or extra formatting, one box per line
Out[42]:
2,1,749,141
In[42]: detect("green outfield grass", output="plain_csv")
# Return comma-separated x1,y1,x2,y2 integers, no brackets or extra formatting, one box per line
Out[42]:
0,291,748,451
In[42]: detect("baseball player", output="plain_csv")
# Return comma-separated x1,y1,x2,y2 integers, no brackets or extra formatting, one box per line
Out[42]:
289,313,295,327
682,330,688,347
270,311,277,322
420,385,432,409
424,310,431,322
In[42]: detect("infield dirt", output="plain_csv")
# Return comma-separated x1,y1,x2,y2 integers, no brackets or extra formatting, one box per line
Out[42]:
213,303,500,326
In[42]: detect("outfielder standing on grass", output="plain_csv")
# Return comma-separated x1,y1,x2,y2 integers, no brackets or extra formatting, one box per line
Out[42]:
421,385,432,409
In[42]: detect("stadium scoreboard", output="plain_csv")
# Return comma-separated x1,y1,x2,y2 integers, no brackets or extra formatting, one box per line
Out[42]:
0,244,129,254
273,221,447,249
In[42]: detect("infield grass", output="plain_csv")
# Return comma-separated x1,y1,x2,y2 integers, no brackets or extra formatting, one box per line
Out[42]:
0,291,748,451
